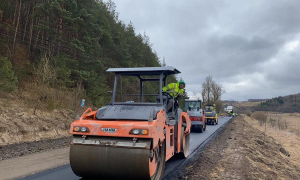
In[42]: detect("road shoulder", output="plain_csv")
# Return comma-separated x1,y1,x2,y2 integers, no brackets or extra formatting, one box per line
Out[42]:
0,147,69,180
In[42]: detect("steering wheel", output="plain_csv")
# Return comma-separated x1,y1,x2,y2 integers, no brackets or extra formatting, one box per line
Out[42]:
162,92,172,99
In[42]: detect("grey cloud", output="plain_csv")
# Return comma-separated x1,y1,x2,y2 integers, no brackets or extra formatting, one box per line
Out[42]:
109,0,300,100
266,52,300,88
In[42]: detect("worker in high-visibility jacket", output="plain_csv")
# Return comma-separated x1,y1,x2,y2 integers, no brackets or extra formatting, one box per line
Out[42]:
228,111,232,116
162,80,185,112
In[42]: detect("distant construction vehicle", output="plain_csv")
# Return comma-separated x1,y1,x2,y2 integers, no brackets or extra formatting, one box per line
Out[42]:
184,99,206,133
205,104,218,125
69,67,191,180
225,105,234,116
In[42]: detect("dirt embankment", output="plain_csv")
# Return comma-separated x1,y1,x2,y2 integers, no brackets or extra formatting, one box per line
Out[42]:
0,97,76,145
172,116,300,180
0,95,79,161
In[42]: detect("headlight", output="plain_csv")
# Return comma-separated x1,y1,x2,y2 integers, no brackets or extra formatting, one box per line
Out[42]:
73,126,89,132
132,129,139,134
130,129,148,135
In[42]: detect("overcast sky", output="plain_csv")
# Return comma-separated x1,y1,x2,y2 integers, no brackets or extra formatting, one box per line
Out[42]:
107,0,300,101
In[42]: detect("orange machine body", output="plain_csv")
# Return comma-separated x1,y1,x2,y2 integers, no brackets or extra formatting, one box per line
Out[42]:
70,108,191,163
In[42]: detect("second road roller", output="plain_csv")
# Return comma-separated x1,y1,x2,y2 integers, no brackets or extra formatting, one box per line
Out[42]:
69,66,191,180
205,104,218,125
184,99,206,133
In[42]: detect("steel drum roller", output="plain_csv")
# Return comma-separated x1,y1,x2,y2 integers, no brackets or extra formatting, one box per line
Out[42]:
70,137,152,180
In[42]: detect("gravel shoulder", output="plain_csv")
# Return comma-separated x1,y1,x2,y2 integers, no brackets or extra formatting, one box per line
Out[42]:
0,137,72,180
0,147,69,180
0,136,72,161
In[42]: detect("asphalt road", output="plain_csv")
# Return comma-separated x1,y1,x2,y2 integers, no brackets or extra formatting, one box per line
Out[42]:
21,117,232,180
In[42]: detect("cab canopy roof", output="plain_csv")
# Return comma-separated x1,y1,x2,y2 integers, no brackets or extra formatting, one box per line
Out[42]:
107,66,180,76
185,99,202,102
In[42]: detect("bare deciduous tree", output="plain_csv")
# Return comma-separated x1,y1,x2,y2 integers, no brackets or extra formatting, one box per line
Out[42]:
201,90,205,104
201,75,213,104
201,75,225,112
212,81,226,102
193,92,200,100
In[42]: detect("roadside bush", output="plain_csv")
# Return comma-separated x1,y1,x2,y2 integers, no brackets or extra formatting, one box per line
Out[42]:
277,117,288,130
34,56,56,86
215,100,224,113
246,110,252,117
269,117,276,128
251,112,267,126
0,56,18,91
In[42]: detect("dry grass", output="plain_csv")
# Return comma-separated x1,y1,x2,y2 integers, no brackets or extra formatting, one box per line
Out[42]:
233,101,262,107
19,82,85,112
245,113,300,170
0,84,88,145
0,95,76,145
174,116,300,180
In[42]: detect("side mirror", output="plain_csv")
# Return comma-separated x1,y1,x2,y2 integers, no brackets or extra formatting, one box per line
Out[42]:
188,107,191,111
197,107,200,111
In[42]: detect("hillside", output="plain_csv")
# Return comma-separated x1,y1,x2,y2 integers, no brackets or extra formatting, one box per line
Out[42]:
254,93,300,113
0,0,189,145
0,0,179,109
222,93,300,114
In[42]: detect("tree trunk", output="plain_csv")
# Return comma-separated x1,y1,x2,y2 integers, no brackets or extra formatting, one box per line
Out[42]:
34,29,40,49
74,29,78,59
57,5,64,55
42,29,45,46
28,0,36,52
46,15,49,50
12,0,22,57
12,0,18,26
22,2,31,43
0,11,3,22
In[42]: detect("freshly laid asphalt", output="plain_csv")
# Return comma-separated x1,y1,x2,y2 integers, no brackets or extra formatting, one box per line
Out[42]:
21,117,232,180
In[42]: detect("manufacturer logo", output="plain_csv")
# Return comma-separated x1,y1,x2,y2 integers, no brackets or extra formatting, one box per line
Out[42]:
101,127,118,133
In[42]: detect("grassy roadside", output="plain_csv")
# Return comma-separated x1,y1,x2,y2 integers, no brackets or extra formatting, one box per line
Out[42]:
245,112,300,170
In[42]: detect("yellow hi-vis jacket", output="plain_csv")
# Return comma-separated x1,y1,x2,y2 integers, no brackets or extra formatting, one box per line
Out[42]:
162,82,184,98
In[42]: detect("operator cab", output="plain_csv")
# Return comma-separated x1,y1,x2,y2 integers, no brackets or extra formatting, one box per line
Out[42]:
184,100,202,112
205,105,214,112
184,99,204,117
97,67,183,121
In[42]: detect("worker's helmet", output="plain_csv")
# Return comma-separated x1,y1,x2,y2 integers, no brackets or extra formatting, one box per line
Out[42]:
179,80,186,87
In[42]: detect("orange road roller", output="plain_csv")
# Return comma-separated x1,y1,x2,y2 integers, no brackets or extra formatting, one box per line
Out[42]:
69,67,191,180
